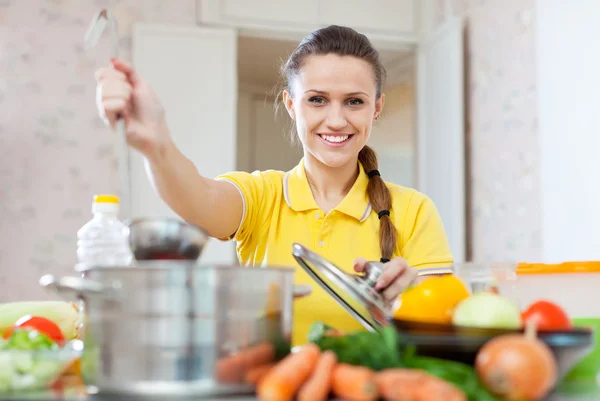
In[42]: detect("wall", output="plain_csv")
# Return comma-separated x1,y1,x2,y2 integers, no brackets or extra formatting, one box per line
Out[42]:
0,0,197,302
437,0,541,262
537,0,600,262
369,83,415,188
236,89,301,173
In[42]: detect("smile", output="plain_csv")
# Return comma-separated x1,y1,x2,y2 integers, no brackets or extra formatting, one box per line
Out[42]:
318,134,353,145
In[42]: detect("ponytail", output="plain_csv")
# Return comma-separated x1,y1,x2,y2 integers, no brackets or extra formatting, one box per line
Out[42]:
358,145,397,262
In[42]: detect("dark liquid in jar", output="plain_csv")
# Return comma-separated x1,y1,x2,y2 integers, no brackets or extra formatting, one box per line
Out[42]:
133,245,201,261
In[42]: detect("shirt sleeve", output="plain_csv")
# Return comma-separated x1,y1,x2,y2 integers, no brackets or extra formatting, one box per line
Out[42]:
399,191,455,269
214,170,278,248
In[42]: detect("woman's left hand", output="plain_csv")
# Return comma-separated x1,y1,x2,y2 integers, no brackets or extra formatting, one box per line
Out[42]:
354,257,418,304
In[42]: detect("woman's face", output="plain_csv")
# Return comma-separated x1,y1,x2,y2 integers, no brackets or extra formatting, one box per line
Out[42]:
283,54,384,169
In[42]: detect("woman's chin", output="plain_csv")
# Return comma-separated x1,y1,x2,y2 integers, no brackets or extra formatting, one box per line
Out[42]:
312,150,357,169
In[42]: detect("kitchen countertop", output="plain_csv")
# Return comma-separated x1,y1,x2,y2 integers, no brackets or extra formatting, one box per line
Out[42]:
1,375,597,401
1,388,598,401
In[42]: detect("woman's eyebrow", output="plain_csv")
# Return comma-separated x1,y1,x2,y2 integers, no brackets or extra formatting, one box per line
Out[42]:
304,89,370,97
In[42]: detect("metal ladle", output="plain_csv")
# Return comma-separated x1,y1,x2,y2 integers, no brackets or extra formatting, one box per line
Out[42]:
84,9,131,216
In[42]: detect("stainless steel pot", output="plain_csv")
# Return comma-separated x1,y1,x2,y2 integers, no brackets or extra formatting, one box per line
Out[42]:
40,261,300,397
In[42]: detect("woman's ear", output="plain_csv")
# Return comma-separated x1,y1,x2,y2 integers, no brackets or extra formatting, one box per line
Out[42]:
374,93,385,120
282,90,296,120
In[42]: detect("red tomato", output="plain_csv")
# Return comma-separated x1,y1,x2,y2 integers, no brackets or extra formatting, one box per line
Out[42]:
521,300,572,331
2,315,65,342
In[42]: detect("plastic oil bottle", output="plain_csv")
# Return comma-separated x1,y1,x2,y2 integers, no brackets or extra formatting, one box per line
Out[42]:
75,195,134,329
77,194,133,267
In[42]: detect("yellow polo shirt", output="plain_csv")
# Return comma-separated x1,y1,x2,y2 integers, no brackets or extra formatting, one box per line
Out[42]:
216,159,453,346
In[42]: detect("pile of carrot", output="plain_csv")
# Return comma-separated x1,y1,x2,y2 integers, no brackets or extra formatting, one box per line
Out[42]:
249,343,468,401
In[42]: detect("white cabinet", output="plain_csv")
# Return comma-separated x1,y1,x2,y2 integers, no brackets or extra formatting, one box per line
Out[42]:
416,15,466,263
197,0,418,46
317,0,416,36
198,0,319,39
131,23,238,265
199,0,319,28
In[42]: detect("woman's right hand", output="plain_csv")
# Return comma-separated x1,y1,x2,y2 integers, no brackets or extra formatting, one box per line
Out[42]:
95,58,171,161
95,59,245,239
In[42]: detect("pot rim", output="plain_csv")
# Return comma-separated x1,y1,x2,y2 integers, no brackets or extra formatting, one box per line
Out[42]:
75,261,297,273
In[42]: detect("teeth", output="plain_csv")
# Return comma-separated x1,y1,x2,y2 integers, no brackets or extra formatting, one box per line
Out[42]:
321,135,349,143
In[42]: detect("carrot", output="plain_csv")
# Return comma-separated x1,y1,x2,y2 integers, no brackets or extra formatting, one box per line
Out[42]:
420,376,467,401
375,368,467,401
331,363,379,401
215,342,275,383
323,328,344,337
245,363,275,385
375,368,428,400
297,350,337,401
256,343,321,401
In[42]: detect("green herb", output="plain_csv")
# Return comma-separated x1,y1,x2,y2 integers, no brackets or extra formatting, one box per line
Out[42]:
315,327,405,371
7,329,57,351
307,322,501,401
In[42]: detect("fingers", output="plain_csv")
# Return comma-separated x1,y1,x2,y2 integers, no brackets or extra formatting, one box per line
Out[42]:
110,57,140,84
96,82,132,129
94,66,127,83
376,258,417,303
95,64,134,129
100,79,133,100
381,268,416,303
353,258,369,273
375,258,407,290
100,98,127,127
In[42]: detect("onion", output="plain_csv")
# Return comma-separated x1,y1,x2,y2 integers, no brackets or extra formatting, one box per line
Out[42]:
475,321,558,401
452,292,522,329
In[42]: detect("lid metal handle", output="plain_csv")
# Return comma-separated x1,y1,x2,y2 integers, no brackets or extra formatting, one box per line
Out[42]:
362,261,385,289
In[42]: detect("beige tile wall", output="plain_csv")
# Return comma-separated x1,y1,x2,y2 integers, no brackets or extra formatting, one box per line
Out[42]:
443,0,541,262
0,0,196,302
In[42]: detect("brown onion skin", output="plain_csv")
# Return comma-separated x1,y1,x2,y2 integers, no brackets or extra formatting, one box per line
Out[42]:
475,334,558,401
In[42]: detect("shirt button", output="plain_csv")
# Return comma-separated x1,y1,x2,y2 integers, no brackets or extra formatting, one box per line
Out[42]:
315,213,320,219
318,241,324,247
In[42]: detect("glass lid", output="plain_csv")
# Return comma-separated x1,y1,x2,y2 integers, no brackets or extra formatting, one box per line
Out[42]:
291,243,389,332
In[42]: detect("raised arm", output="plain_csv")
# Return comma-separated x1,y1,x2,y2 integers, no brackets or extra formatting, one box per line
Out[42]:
95,58,241,239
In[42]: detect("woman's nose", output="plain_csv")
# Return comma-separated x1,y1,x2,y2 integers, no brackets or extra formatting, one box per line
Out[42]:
325,105,348,130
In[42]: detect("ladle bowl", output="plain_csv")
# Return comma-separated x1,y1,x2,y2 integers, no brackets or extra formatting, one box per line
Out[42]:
125,217,210,261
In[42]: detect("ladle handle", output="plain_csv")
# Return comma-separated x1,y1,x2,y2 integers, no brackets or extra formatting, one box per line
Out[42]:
116,117,132,216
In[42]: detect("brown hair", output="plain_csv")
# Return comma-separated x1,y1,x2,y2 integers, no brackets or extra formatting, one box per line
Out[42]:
279,25,397,262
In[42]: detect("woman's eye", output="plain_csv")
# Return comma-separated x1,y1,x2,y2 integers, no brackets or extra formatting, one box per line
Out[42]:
347,98,364,106
308,96,325,104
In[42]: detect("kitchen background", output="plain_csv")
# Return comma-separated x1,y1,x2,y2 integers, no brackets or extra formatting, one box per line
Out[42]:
1,0,597,301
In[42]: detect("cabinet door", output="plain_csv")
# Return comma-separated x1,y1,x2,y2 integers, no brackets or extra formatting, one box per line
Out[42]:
131,23,237,265
198,0,319,34
318,0,416,37
416,16,466,263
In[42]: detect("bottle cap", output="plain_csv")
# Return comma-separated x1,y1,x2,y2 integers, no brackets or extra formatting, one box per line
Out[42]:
92,194,120,214
94,195,120,204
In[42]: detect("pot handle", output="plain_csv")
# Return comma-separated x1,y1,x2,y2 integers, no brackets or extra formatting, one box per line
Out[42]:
293,284,312,299
39,274,121,302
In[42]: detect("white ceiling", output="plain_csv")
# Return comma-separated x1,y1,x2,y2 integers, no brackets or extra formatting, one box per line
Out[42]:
237,36,414,92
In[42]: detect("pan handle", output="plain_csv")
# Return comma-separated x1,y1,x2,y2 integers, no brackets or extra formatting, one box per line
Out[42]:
39,274,122,302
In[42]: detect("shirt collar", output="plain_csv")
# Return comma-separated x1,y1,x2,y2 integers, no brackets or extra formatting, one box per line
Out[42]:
283,159,372,222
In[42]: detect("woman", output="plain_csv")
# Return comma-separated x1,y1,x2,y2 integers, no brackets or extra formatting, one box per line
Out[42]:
95,25,454,345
